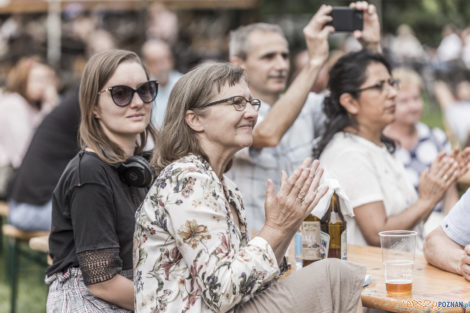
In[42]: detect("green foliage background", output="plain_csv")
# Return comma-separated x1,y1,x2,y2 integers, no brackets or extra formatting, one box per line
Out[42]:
260,0,470,48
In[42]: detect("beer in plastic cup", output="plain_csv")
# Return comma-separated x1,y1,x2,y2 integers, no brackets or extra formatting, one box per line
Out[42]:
379,230,417,296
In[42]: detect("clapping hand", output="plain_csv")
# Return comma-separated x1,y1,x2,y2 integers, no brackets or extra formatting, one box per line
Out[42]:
418,152,459,210
449,147,470,178
263,158,328,237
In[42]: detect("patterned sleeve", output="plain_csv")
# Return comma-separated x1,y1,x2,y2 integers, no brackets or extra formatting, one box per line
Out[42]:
164,167,279,312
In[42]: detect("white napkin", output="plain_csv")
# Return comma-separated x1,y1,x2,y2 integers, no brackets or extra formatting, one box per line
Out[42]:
310,170,354,219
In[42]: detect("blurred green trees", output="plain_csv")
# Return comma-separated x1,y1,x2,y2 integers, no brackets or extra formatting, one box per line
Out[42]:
260,0,470,47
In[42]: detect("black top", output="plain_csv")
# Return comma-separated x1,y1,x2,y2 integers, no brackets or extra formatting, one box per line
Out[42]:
46,150,147,284
7,86,81,205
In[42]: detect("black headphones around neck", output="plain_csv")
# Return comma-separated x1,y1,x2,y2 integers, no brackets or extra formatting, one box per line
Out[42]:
117,155,155,188
78,151,155,189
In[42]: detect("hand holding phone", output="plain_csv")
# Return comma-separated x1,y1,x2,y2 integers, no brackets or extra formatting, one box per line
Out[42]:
302,4,335,66
347,2,381,52
326,7,363,32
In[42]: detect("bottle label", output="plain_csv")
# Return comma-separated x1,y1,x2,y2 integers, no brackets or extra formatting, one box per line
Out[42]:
301,221,321,260
320,231,330,258
341,230,347,260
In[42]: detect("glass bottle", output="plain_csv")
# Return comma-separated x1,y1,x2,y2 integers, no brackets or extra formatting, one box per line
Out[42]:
301,214,322,266
322,193,347,260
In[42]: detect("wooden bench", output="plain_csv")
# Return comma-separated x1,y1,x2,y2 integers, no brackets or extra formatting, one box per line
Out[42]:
2,224,48,240
0,201,8,216
2,224,49,313
0,201,9,253
29,234,51,265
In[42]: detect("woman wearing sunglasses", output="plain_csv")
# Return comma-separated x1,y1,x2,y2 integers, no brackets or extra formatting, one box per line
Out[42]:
315,49,469,248
134,63,366,313
46,49,157,312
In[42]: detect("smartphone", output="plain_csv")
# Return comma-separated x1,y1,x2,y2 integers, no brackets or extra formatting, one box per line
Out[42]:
327,7,363,32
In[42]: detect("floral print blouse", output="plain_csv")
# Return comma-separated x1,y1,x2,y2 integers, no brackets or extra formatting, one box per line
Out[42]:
134,154,279,313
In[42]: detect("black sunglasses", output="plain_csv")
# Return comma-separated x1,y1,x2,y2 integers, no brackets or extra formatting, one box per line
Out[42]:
98,80,158,107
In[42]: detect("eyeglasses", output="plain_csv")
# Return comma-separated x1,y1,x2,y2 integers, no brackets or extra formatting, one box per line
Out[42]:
98,80,158,107
353,78,400,94
201,96,261,112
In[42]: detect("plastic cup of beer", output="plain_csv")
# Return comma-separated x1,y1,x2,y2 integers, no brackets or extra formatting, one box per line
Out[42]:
379,230,416,296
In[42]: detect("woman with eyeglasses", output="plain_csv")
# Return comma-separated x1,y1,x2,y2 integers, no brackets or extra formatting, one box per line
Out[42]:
315,49,469,248
46,49,157,312
134,62,366,313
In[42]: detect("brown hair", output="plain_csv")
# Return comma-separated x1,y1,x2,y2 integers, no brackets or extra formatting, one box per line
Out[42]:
79,49,156,165
6,56,41,101
152,62,244,173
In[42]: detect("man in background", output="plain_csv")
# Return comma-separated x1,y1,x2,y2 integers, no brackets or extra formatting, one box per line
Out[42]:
142,38,182,128
227,6,331,232
227,3,380,232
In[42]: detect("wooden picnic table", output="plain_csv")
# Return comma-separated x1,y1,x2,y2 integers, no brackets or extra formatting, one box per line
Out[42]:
348,244,470,313
25,235,470,311
28,235,49,253
29,235,52,265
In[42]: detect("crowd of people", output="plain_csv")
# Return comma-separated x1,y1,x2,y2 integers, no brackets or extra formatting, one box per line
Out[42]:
0,1,469,312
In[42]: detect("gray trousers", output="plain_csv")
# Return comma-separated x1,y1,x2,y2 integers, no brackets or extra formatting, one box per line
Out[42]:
46,259,364,313
236,258,366,313
46,267,131,313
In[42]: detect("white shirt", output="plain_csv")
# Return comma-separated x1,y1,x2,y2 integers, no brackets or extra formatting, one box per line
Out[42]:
227,93,325,231
444,101,470,146
151,70,183,128
319,132,423,248
442,188,470,246
0,92,48,168
463,34,470,68
437,33,462,62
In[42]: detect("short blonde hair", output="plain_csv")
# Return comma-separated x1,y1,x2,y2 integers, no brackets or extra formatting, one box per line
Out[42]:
392,67,422,91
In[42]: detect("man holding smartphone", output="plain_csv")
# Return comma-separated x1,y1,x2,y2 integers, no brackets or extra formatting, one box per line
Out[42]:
227,2,381,232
